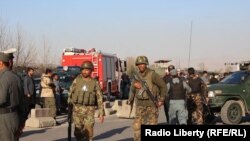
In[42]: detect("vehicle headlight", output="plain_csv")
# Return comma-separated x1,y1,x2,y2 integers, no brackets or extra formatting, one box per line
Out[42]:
208,91,215,98
214,90,222,94
63,89,69,94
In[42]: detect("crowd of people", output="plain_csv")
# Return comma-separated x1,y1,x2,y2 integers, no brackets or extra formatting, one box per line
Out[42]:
1,47,231,141
127,56,231,141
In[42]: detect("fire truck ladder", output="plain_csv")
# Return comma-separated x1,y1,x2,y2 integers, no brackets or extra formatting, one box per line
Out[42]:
91,53,99,77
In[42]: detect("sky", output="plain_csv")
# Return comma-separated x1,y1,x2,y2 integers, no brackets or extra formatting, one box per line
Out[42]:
0,0,250,71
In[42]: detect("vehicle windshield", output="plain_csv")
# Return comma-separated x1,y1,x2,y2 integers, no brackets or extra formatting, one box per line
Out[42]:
59,75,75,89
220,71,249,84
33,78,41,87
57,66,80,73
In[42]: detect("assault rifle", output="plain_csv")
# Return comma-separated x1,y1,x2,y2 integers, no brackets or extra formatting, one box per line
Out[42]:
128,92,135,118
68,103,73,141
133,73,158,108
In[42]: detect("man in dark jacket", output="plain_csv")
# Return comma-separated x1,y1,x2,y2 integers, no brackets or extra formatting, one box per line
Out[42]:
23,67,35,114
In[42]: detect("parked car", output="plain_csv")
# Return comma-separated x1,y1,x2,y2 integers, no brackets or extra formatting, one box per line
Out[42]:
208,70,250,124
58,73,76,112
33,77,41,105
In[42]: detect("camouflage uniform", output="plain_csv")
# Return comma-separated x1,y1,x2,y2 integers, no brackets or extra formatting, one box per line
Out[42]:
133,106,159,139
40,73,56,118
187,93,204,124
129,56,167,141
68,75,104,141
187,69,205,125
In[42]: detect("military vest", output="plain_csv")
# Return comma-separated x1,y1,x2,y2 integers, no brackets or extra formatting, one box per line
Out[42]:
135,70,159,100
188,77,202,93
71,75,97,106
169,78,186,100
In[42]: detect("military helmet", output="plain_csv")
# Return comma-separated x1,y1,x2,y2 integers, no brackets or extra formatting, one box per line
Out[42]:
81,61,94,70
135,56,149,65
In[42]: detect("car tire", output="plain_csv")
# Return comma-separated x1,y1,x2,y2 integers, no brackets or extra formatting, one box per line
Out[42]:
221,100,243,125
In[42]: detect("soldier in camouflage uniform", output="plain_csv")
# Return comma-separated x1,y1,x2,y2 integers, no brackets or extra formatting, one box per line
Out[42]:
186,67,205,125
68,61,105,141
128,56,167,141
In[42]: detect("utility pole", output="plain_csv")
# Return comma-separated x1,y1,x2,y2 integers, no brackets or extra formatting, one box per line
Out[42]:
188,21,193,68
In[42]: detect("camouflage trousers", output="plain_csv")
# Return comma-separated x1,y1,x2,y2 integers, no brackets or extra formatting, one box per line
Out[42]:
41,97,56,119
187,93,204,125
73,105,95,141
133,106,159,141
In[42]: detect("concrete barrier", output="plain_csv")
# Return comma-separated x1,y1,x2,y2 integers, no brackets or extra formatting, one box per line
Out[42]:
25,108,56,128
95,101,116,118
104,101,116,116
111,100,122,112
30,108,50,118
116,100,135,119
25,117,56,128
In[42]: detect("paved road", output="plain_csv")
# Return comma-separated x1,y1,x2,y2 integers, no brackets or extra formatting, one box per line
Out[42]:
19,115,134,141
20,107,167,141
20,108,250,141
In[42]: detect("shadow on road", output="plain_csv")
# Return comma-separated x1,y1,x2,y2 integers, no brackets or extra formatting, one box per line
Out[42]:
117,138,134,141
54,138,76,141
93,126,130,140
20,128,50,138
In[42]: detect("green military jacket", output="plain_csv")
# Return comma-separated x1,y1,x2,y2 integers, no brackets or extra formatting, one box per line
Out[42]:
129,68,167,107
68,74,104,116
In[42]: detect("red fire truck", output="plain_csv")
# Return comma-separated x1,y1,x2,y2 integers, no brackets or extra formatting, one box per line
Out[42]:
61,48,126,99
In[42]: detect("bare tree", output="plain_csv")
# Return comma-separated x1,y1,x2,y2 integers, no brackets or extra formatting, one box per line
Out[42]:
21,41,38,66
126,56,136,77
14,26,24,66
12,25,39,68
0,18,11,50
40,36,52,70
1,18,43,70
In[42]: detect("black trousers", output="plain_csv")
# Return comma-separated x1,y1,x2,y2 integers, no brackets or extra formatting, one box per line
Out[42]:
164,99,169,123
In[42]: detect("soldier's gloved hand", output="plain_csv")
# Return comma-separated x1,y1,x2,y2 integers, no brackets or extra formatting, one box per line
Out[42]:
133,82,142,89
99,116,104,124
